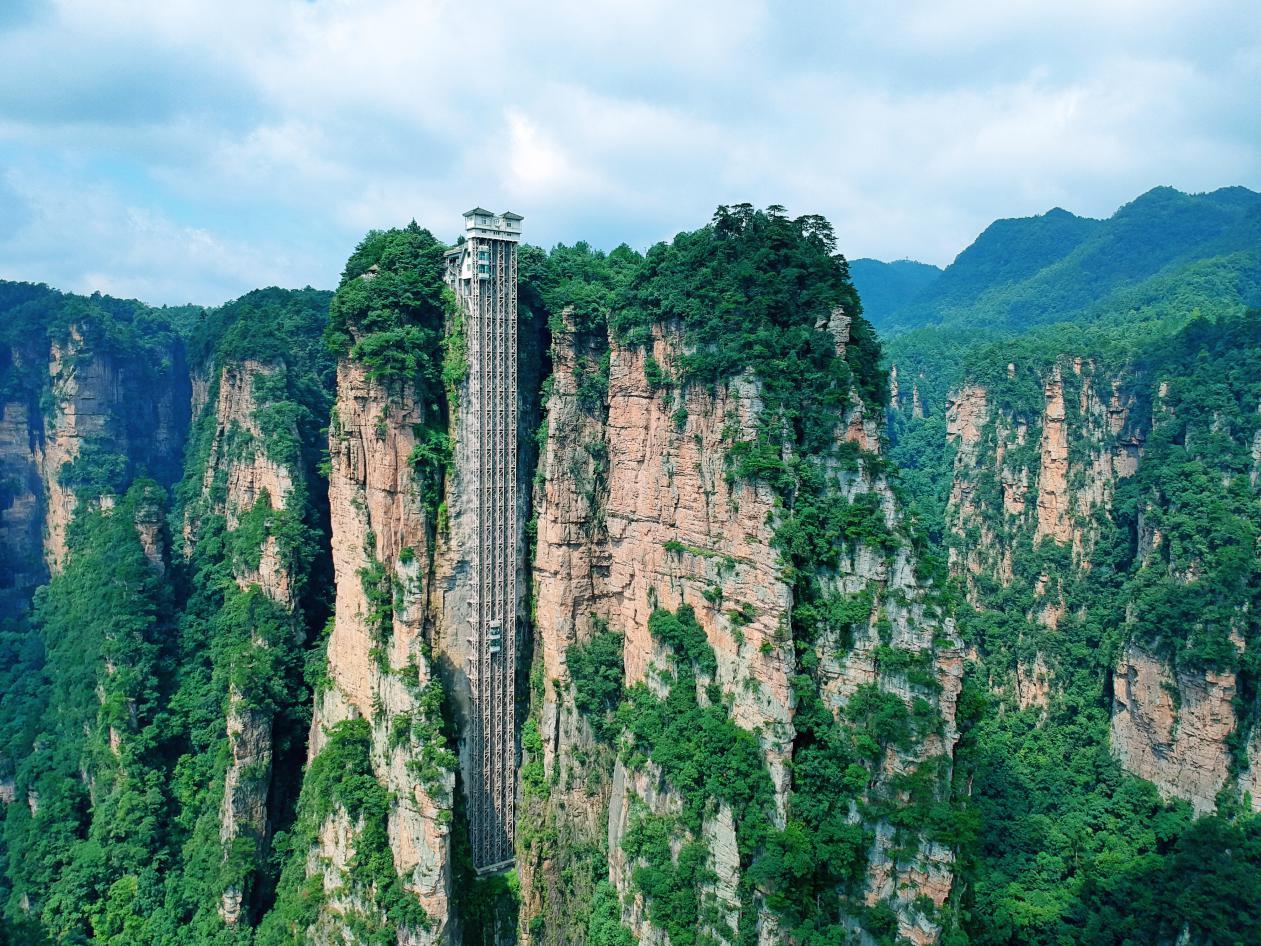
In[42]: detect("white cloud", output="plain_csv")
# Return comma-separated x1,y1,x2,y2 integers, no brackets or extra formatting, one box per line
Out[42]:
0,0,1258,303
0,167,309,304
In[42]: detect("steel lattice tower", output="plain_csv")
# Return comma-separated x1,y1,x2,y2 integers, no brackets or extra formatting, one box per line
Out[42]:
444,208,522,874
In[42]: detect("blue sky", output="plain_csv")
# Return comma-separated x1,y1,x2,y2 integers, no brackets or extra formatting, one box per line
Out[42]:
1,0,1258,306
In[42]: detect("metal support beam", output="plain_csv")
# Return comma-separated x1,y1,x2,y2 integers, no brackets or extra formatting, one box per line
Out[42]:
446,213,520,873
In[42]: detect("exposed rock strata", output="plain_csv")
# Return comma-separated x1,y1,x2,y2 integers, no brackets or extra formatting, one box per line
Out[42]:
942,356,1261,817
187,360,304,923
1034,369,1071,544
0,322,185,612
524,316,961,945
1112,644,1261,815
946,362,1142,597
306,359,452,944
39,330,186,568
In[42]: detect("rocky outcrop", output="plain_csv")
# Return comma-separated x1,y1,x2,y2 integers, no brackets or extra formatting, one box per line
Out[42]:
942,354,1261,818
945,384,991,582
1251,419,1261,488
889,365,926,420
178,357,323,925
38,330,186,569
1,321,185,614
864,824,954,946
40,333,124,568
0,399,44,612
1111,643,1260,815
1034,369,1071,544
219,703,273,926
1015,654,1052,710
524,314,961,945
604,331,796,804
186,360,298,923
306,359,452,944
131,483,167,574
522,319,797,941
517,313,614,941
190,360,297,597
946,362,1143,594
600,329,798,942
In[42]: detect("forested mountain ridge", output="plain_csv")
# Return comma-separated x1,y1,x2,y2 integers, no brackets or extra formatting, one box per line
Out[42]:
847,260,942,327
0,282,335,943
855,186,1261,337
0,194,1258,946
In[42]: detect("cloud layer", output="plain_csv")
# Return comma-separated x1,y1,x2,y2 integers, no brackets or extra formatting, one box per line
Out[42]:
1,0,1258,305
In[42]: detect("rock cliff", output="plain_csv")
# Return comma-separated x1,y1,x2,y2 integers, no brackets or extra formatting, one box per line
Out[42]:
0,325,187,589
942,353,1260,814
184,359,304,923
1111,643,1247,815
521,310,962,945
304,358,454,944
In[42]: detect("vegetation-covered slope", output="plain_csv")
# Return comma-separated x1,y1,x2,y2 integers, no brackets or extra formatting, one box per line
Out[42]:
845,259,942,330
935,313,1261,946
520,205,965,946
866,186,1261,337
878,187,1261,944
0,285,334,945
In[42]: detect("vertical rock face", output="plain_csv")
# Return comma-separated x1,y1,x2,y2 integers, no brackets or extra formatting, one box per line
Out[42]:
132,487,167,573
523,318,799,942
1111,643,1256,814
946,363,1141,583
818,318,961,945
523,315,961,946
192,360,298,598
1034,368,1071,544
516,313,614,941
0,323,187,612
944,360,1143,644
945,361,1115,707
528,314,609,775
943,352,1261,816
185,359,306,923
0,399,44,613
308,359,452,943
39,330,187,569
39,335,109,567
603,332,795,801
600,329,798,945
945,384,991,584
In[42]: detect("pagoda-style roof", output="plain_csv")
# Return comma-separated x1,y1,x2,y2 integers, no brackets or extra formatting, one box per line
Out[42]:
500,211,523,221
464,207,494,217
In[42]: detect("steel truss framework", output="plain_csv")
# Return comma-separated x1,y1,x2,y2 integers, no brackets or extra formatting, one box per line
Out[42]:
459,234,518,874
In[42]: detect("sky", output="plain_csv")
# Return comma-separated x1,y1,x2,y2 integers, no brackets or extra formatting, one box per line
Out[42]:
1,0,1259,307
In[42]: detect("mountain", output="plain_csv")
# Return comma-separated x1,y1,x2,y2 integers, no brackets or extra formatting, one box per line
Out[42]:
875,186,1261,335
848,258,941,327
1,197,1259,946
886,309,1261,946
0,211,962,946
880,187,1261,944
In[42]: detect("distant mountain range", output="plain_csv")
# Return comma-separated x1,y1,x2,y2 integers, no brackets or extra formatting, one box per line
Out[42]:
852,185,1261,336
847,258,941,326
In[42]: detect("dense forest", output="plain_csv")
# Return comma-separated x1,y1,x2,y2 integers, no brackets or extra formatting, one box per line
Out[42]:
0,190,1258,945
863,187,1261,945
